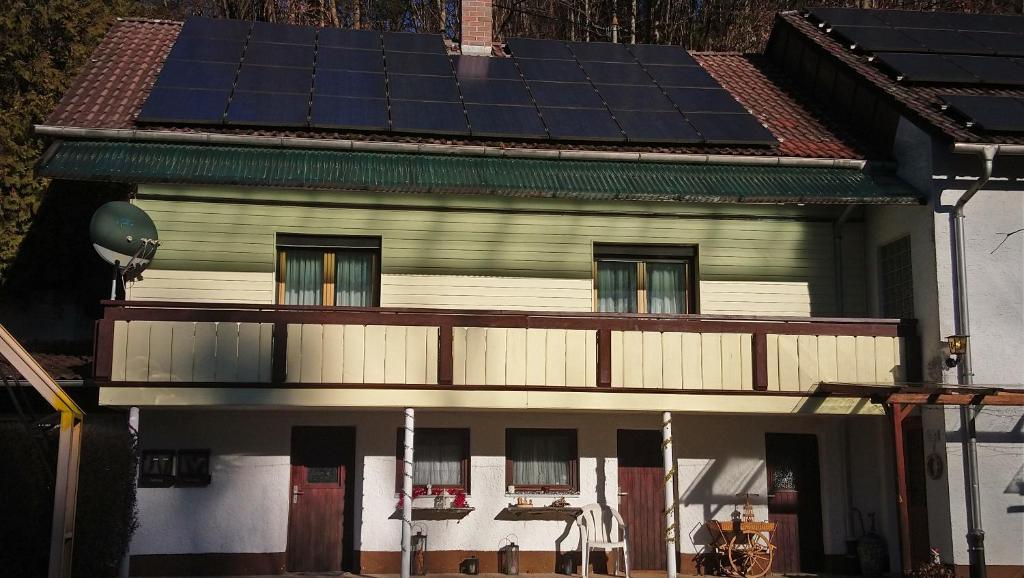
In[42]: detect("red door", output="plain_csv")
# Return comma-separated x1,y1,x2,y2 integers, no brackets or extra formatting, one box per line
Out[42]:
617,430,667,571
765,433,824,573
287,427,355,573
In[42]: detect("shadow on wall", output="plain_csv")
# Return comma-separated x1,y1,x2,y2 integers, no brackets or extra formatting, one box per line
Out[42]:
0,179,128,348
681,457,765,550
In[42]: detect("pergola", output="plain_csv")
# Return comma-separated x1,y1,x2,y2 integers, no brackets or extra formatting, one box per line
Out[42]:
818,381,1024,574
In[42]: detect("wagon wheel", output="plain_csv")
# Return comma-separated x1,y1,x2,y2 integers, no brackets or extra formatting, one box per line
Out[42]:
727,530,774,578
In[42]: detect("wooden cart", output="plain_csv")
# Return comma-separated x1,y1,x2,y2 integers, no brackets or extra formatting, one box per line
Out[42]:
705,519,776,577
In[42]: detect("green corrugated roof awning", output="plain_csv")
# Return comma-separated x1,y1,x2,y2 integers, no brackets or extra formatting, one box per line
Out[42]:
37,140,923,204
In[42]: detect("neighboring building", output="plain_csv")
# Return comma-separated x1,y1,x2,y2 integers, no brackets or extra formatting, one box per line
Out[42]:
33,3,1020,578
768,10,1024,578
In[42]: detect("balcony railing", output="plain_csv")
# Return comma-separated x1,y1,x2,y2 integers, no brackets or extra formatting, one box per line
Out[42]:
94,301,919,393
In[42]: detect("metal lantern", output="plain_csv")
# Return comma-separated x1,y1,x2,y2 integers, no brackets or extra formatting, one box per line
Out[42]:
411,530,428,576
500,537,520,575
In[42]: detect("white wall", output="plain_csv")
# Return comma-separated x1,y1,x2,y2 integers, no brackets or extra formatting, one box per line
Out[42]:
132,409,899,568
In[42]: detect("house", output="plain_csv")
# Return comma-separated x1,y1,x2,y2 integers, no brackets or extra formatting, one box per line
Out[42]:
33,2,1021,577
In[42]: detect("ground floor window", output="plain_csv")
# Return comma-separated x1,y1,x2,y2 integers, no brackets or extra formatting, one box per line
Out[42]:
505,428,578,492
395,428,470,491
594,243,698,314
276,234,380,306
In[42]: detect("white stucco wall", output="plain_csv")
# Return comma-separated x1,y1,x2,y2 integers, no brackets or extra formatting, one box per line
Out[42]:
131,409,900,569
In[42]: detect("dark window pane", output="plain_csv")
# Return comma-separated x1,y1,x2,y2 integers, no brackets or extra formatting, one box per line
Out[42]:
596,261,637,313
307,466,339,483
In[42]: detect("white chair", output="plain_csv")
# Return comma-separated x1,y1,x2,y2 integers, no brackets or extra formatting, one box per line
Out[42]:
576,503,630,578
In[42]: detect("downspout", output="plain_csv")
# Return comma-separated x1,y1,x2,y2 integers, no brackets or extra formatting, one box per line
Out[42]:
950,144,996,578
833,204,855,316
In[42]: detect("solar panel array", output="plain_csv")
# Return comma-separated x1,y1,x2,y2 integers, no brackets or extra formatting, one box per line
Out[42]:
807,7,1024,87
940,94,1024,132
139,16,776,146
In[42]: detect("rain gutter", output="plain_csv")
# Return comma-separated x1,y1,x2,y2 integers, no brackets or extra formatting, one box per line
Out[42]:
34,125,871,169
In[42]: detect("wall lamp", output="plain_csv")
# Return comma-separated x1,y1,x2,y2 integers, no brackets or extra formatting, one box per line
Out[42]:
945,334,969,368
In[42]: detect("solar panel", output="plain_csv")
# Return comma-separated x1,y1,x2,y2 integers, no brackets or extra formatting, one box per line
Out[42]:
962,31,1024,57
665,88,747,113
179,17,251,41
897,28,992,55
830,26,923,52
390,100,469,134
627,44,697,66
645,65,718,88
318,28,381,50
383,32,446,54
950,13,1024,34
138,87,228,124
806,7,889,28
594,84,674,111
453,55,522,80
527,81,604,108
942,94,1024,131
507,38,575,60
167,36,245,63
615,110,701,144
466,104,547,139
685,112,775,145
309,95,389,130
873,10,955,30
235,64,313,93
581,61,654,85
516,58,588,82
944,55,1024,86
153,59,238,91
251,21,316,45
567,42,635,63
873,52,978,83
459,79,533,106
313,70,386,98
226,91,310,126
385,52,453,76
244,42,316,67
317,47,385,72
538,107,624,141
388,74,461,102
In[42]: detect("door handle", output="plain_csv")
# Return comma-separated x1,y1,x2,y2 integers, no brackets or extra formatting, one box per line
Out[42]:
618,492,629,496
292,485,304,504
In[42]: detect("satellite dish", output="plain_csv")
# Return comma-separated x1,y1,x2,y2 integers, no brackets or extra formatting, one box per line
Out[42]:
90,201,160,283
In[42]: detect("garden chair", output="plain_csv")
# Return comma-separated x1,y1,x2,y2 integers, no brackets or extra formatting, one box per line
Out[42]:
576,503,631,578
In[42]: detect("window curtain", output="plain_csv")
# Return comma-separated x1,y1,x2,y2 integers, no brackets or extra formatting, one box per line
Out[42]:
335,251,373,307
511,433,569,486
415,431,463,485
284,249,323,305
647,262,686,314
596,261,637,313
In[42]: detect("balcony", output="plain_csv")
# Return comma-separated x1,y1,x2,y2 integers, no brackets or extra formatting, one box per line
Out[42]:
94,301,918,414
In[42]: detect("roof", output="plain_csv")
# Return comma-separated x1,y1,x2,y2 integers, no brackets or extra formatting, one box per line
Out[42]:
42,18,868,160
779,11,1024,145
35,140,920,204
0,352,92,382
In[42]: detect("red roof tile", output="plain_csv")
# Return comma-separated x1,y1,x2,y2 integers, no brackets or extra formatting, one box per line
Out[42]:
44,18,871,159
780,11,1024,145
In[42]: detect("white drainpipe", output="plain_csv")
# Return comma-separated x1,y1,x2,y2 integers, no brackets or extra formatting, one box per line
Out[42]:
662,412,677,578
401,408,415,578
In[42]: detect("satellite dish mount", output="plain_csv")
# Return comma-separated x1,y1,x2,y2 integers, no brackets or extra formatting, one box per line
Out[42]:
89,202,160,300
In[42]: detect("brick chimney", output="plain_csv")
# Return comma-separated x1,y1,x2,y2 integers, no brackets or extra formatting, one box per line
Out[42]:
460,0,493,56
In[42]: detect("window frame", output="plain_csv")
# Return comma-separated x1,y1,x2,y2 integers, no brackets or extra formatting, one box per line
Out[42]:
138,449,176,488
275,234,381,307
505,428,579,494
394,428,471,493
593,243,699,314
175,449,212,487
878,235,914,319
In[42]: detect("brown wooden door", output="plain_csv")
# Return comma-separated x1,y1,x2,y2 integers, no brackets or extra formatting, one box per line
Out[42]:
617,430,666,571
903,416,932,566
287,427,355,573
765,433,824,574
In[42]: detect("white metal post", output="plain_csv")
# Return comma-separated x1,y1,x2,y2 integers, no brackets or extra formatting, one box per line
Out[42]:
401,408,415,578
662,411,677,578
119,407,140,578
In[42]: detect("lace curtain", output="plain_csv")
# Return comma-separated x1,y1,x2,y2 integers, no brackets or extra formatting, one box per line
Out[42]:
511,432,570,486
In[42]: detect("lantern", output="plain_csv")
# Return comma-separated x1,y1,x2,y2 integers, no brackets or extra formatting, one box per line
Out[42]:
411,530,428,576
500,538,520,575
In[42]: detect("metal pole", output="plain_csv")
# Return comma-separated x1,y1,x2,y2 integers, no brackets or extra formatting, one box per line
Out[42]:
119,407,140,578
662,411,678,578
401,408,415,578
950,145,995,578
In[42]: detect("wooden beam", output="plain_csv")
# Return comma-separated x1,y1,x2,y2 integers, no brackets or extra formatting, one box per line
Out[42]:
271,322,288,384
890,402,913,575
438,324,453,386
597,328,611,388
752,332,768,391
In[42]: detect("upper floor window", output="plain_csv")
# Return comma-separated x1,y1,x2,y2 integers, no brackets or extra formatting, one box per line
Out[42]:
276,235,380,306
594,244,697,314
879,236,914,319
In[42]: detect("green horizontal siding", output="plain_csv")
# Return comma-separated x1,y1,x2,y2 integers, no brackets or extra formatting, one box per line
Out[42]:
38,140,921,205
